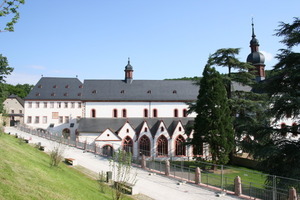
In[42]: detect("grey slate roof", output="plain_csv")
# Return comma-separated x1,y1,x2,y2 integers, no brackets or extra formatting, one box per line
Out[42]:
25,77,252,102
81,79,199,101
25,77,83,100
77,118,194,138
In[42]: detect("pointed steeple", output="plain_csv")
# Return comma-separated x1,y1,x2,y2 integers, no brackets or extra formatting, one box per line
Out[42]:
250,18,259,52
246,18,265,82
124,57,133,83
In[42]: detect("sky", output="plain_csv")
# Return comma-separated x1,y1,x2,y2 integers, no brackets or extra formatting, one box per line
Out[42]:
0,0,299,85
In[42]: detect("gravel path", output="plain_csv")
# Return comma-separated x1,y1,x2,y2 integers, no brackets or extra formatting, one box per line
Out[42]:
5,127,243,200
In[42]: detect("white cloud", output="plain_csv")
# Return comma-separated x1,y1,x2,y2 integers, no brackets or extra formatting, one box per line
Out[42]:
261,50,274,62
29,65,46,70
5,72,41,85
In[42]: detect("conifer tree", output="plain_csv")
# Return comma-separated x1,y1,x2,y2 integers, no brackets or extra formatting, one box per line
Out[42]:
192,58,234,165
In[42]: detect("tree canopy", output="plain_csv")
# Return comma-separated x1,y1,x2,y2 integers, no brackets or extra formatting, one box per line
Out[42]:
192,58,234,165
0,0,25,32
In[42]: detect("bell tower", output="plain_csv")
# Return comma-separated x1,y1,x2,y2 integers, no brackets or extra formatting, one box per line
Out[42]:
246,19,266,82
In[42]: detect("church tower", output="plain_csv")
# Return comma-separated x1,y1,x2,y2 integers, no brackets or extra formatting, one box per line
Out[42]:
124,58,133,83
246,19,266,82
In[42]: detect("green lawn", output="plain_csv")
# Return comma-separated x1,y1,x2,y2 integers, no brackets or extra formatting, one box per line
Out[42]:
0,132,133,200
171,160,267,189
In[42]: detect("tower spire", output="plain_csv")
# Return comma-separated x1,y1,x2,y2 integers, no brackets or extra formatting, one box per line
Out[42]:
246,18,265,82
251,18,256,38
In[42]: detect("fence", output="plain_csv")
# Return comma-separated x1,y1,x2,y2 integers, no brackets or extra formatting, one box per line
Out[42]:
15,124,300,200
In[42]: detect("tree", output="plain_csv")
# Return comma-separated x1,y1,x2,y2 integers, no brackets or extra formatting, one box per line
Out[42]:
192,58,234,165
0,0,25,32
253,18,300,182
0,54,13,83
209,48,269,159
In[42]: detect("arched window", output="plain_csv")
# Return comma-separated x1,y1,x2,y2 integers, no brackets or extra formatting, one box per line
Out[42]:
113,109,118,118
174,109,178,117
153,109,158,117
102,145,113,157
91,109,96,118
122,109,127,118
157,135,168,157
123,136,133,153
144,109,148,118
62,128,70,139
175,135,186,156
183,109,187,117
160,126,164,132
139,135,150,156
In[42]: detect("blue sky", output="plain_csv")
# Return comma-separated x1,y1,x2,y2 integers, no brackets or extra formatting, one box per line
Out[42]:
1,0,299,85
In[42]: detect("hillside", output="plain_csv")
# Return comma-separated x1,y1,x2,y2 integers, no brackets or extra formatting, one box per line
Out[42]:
0,132,132,200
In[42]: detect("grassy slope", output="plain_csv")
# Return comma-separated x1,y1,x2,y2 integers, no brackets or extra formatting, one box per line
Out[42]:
0,133,132,200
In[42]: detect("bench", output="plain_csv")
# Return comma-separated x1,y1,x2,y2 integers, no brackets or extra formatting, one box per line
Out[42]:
65,158,78,166
39,146,45,151
114,181,138,195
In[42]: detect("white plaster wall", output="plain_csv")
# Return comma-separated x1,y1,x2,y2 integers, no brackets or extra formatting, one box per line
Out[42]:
85,101,196,118
24,100,82,129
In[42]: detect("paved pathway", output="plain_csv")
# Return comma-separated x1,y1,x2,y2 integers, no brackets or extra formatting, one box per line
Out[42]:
5,127,242,200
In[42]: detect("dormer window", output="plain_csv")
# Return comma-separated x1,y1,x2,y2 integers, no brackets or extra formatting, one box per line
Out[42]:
92,90,97,94
79,85,83,88
65,85,69,88
36,93,40,96
53,85,57,88
147,90,151,94
64,93,68,96
121,90,125,94
173,90,177,94
51,93,56,96
38,85,42,88
78,93,82,96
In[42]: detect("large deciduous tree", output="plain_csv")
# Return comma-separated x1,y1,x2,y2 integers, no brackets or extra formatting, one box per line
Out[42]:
192,58,234,165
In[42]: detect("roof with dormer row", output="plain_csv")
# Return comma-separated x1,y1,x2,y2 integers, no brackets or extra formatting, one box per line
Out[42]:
77,117,194,138
24,77,84,100
25,76,252,102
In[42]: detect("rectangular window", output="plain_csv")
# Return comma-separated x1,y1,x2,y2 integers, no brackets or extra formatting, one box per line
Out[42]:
44,102,47,108
28,102,32,108
65,116,69,123
78,102,82,108
50,102,54,108
19,110,22,114
52,112,58,119
64,102,68,108
36,102,40,108
27,116,32,123
59,116,63,123
35,116,39,123
11,110,14,114
57,102,61,108
43,116,47,123
71,102,75,108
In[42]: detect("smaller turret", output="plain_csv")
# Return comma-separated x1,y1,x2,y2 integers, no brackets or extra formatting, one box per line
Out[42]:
124,58,133,83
